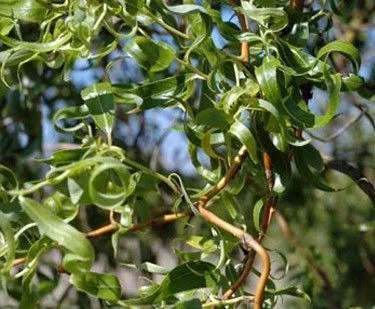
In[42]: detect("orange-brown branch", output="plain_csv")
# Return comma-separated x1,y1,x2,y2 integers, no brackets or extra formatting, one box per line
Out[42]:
223,151,277,300
228,0,250,63
13,212,188,267
198,202,269,309
12,257,27,267
204,146,248,201
263,151,273,192
222,197,277,300
290,0,304,9
193,145,270,309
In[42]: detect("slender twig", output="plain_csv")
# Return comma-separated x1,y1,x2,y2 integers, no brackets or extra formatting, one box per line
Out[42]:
12,212,188,267
307,110,367,143
194,144,270,309
128,212,188,232
222,151,277,300
347,94,375,130
275,211,334,290
175,58,208,79
325,158,375,205
228,0,250,63
56,284,73,309
202,295,254,308
203,146,248,201
263,151,274,192
12,257,27,267
145,10,192,40
87,212,188,238
85,222,119,239
275,211,341,309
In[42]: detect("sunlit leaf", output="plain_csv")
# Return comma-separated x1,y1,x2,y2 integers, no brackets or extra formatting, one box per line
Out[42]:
317,40,361,72
0,0,48,22
81,82,115,138
125,37,175,72
241,2,288,32
19,197,94,273
117,261,219,305
88,159,131,209
229,120,258,164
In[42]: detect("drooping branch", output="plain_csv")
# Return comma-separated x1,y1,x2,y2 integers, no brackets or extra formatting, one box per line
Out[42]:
325,159,375,205
307,109,367,143
13,212,188,267
275,211,341,309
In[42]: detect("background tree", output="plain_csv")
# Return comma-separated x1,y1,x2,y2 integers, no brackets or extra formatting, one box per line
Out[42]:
0,0,374,308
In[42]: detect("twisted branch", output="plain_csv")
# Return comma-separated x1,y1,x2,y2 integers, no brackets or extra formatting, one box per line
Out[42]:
194,146,270,309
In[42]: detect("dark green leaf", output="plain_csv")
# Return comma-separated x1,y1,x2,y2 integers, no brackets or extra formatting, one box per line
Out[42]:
38,147,90,167
253,199,264,232
196,108,229,130
294,147,336,192
70,272,121,302
112,74,198,110
255,56,283,111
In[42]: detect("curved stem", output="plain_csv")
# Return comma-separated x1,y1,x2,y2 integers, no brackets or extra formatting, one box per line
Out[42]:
202,295,254,307
192,145,270,309
175,58,208,79
13,211,188,267
223,151,277,300
145,10,192,40
198,203,270,309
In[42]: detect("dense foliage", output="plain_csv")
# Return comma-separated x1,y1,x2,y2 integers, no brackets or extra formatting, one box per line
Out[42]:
0,0,374,308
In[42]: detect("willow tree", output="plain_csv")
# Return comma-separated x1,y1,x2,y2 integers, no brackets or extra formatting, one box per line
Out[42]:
0,0,373,308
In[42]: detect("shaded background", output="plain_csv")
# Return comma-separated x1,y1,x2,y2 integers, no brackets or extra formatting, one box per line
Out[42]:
0,0,374,308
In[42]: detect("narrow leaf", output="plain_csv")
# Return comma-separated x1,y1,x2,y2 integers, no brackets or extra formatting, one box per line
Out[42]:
19,197,94,273
229,120,258,164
